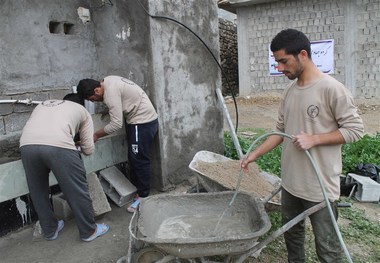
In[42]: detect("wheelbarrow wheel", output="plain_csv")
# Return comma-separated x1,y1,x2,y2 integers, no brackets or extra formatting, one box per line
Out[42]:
132,247,167,263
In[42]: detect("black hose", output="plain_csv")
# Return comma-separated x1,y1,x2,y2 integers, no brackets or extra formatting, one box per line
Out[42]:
136,0,240,132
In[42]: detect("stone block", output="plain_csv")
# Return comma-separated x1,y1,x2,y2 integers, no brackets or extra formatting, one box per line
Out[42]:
52,193,73,221
347,173,380,202
4,112,31,133
99,166,137,207
0,102,13,116
86,172,112,216
52,173,111,220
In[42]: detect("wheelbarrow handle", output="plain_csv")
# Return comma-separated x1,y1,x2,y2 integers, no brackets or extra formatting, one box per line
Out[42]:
262,185,282,204
235,201,327,263
128,210,139,240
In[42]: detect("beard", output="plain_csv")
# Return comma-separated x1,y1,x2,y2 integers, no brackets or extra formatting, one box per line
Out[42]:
283,63,304,80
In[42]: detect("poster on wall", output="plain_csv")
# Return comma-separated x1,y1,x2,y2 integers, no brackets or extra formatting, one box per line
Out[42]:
269,39,334,75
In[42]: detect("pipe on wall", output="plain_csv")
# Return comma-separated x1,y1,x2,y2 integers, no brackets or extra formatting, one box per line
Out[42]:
0,99,42,105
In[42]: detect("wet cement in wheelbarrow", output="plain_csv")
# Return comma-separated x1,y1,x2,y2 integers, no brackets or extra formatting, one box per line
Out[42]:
139,192,269,243
156,213,251,239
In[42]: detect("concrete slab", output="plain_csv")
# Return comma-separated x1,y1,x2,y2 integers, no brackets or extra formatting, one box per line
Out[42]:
87,172,112,216
99,166,137,207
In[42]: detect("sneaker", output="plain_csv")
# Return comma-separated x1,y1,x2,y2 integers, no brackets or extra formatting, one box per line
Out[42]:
45,220,64,241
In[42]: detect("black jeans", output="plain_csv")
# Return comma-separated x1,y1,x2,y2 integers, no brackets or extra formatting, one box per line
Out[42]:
281,189,342,263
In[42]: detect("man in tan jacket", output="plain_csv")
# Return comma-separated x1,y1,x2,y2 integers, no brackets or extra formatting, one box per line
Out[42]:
241,29,364,262
77,76,159,213
20,93,109,242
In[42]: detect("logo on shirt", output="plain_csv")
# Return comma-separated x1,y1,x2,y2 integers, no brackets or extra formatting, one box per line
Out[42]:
307,105,319,118
42,100,65,107
131,144,138,154
121,78,136,85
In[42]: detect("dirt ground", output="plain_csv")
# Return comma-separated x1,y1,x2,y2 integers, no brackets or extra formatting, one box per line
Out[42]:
0,92,378,263
224,92,380,136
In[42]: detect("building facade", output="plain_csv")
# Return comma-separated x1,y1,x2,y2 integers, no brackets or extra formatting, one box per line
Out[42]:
223,0,380,98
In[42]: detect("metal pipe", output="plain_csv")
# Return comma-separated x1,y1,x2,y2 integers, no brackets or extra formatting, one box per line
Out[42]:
0,99,42,105
215,88,243,158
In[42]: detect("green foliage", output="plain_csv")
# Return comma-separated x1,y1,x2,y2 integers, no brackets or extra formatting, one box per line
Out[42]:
340,205,380,242
223,131,380,262
223,131,252,160
224,131,380,177
267,211,282,229
224,129,282,176
342,132,380,174
338,200,380,262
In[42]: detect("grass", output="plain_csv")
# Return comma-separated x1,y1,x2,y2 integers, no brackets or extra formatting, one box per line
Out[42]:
224,129,380,262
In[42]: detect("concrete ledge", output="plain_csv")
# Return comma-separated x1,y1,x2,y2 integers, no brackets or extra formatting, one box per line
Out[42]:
0,133,127,203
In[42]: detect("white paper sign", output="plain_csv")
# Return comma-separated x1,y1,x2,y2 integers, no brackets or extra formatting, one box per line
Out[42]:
269,39,334,75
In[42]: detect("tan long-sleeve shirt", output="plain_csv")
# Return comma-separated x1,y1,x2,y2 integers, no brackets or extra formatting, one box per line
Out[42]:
276,74,364,202
102,76,158,135
20,100,94,155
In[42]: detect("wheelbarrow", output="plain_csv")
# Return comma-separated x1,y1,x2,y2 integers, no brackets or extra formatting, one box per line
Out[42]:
123,191,326,263
188,150,282,211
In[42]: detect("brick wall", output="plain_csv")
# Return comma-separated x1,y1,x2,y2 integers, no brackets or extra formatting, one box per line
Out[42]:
356,0,380,98
0,89,70,163
219,18,239,96
237,0,380,99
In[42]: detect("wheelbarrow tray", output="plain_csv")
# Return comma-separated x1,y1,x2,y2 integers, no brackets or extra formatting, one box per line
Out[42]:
189,150,281,206
132,191,271,259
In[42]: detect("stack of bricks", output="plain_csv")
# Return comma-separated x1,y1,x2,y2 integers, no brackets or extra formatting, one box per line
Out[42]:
219,18,239,96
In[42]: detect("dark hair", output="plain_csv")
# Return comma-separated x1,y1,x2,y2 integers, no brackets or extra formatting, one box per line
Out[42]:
76,79,100,101
63,93,84,106
270,29,311,59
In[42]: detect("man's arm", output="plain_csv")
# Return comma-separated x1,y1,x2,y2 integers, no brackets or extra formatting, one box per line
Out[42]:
241,134,283,172
292,130,345,151
79,112,95,155
93,128,109,142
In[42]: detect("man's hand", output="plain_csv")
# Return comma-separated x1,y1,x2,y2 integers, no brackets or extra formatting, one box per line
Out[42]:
292,131,315,150
240,154,255,173
240,157,250,173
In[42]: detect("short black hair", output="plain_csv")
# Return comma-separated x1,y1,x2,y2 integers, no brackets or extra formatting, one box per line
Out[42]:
76,79,100,101
270,29,311,59
63,93,84,106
